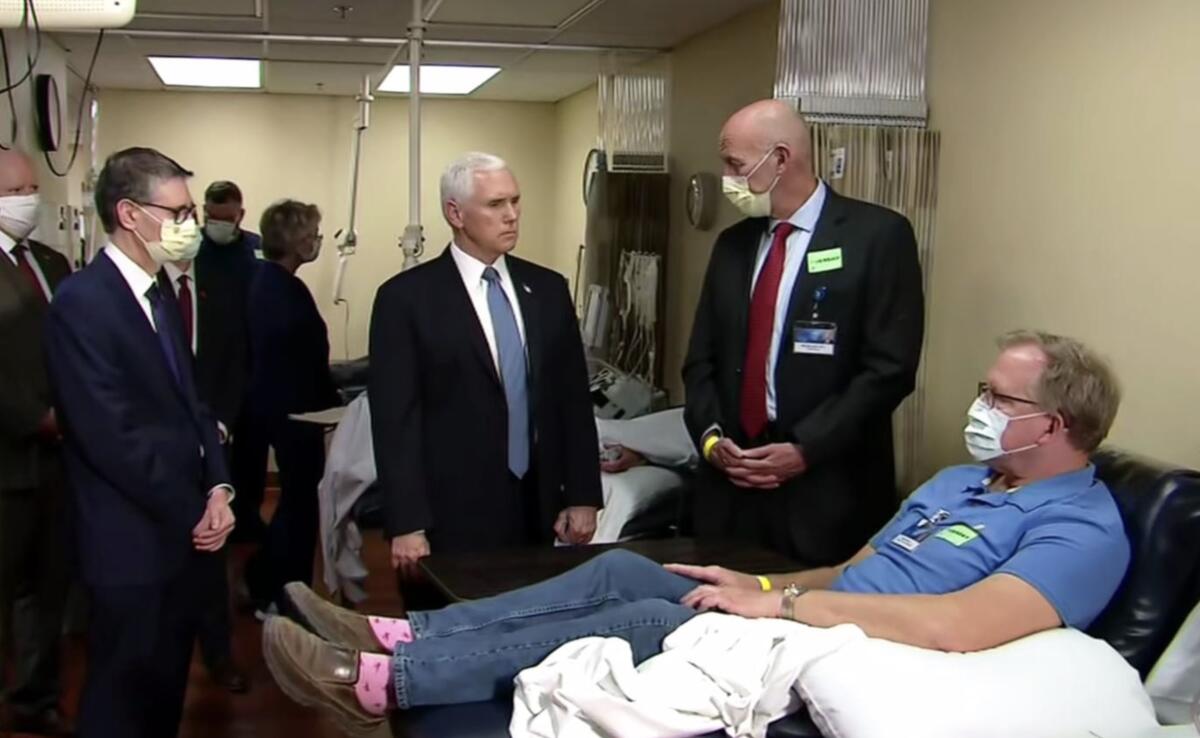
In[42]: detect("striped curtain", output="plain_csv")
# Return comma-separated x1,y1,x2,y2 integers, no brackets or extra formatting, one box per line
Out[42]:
810,124,940,493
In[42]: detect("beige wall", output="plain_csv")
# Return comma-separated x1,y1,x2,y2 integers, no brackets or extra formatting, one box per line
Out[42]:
550,84,598,289
96,89,568,358
662,2,780,399
923,0,1200,473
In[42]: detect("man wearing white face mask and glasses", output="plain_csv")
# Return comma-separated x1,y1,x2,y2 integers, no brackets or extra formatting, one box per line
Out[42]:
0,149,74,735
684,99,925,566
44,147,237,738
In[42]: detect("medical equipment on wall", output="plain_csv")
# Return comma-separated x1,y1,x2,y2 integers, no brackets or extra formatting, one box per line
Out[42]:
588,358,655,421
580,284,611,352
610,251,660,384
0,0,134,29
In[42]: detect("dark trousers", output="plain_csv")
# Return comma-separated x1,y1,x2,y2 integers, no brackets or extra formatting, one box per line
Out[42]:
245,420,325,607
195,546,233,671
195,447,235,672
0,479,71,717
79,554,206,738
230,415,270,544
692,426,892,567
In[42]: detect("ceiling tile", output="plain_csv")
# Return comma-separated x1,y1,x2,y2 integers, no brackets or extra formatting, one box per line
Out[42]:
431,0,590,28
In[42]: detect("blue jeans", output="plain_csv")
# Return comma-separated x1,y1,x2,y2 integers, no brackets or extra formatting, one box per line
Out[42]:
391,549,698,708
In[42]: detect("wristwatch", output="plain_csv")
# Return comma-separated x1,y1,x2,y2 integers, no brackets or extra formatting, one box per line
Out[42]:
779,583,810,621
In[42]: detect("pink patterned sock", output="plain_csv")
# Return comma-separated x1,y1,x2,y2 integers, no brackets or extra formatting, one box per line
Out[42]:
355,653,393,716
368,616,414,650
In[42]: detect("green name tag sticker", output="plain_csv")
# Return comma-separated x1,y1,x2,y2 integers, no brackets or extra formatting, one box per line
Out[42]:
807,248,843,273
935,524,979,547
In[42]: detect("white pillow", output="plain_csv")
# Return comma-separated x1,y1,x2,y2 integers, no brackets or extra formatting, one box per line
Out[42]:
797,628,1160,738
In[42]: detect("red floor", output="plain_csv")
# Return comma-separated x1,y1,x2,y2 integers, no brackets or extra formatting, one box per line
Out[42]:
9,490,407,738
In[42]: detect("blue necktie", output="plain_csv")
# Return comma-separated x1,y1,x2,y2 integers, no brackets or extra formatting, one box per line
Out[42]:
145,283,183,387
483,267,530,478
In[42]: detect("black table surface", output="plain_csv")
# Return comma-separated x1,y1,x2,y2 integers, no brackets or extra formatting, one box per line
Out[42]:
416,537,800,602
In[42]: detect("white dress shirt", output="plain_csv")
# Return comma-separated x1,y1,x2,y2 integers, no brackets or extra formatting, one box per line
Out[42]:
749,181,829,421
162,261,198,355
449,242,528,371
1,230,53,301
104,244,158,329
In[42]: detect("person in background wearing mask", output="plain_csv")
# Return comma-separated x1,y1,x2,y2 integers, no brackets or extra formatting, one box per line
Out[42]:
683,99,925,566
261,331,1129,735
200,179,261,263
368,152,600,580
43,147,236,737
0,149,73,736
239,200,340,617
161,230,252,693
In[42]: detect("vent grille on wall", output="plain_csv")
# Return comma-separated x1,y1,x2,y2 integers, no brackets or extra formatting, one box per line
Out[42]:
775,0,928,126
607,152,667,173
598,58,670,172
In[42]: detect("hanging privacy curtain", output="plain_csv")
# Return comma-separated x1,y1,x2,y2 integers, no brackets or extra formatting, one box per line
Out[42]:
810,124,940,492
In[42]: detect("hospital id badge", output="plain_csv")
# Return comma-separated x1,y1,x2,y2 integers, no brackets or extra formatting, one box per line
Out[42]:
793,321,837,356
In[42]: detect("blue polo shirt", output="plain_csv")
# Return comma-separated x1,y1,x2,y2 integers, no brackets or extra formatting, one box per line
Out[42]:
830,464,1130,629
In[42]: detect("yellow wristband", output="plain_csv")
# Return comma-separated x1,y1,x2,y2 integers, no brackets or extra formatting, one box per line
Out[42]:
757,575,772,592
702,435,720,461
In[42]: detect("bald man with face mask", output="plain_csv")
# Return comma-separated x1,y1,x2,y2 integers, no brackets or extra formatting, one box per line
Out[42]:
0,149,74,735
683,100,925,566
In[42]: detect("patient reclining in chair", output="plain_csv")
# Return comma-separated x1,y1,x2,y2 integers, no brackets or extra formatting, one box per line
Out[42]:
263,331,1131,738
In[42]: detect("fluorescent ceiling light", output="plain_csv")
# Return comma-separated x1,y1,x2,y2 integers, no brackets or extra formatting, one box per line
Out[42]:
378,65,501,95
148,57,261,89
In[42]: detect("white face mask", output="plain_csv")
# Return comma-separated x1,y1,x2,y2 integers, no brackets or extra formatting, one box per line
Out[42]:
204,219,239,245
722,147,781,218
963,396,1048,462
133,204,202,265
0,193,42,240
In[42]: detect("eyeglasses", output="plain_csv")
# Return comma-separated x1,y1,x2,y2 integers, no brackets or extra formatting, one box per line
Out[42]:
976,382,1040,410
133,200,197,225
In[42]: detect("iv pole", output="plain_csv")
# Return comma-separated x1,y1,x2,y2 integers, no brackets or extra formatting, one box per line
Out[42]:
332,75,372,305
332,0,425,308
399,0,425,269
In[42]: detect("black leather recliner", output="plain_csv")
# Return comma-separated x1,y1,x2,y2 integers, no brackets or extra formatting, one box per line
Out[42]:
392,448,1200,738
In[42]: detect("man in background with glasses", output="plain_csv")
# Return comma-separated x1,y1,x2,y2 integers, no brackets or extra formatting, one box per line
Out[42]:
44,147,236,738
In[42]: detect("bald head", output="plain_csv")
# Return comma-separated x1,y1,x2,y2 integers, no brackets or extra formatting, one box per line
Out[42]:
717,100,817,220
722,100,810,155
0,149,38,197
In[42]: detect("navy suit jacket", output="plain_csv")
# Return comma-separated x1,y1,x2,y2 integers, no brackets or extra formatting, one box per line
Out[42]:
243,260,339,426
44,251,229,587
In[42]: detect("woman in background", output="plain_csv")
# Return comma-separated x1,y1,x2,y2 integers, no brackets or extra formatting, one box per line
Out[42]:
238,199,341,616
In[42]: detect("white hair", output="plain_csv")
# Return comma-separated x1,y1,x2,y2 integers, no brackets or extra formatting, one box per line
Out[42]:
440,152,509,209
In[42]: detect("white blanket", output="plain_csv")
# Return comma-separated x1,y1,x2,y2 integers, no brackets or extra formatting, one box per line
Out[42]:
510,613,865,738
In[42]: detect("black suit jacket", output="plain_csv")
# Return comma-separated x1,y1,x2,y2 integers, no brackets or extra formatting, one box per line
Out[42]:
44,251,229,587
683,188,925,563
369,248,602,550
159,260,250,429
0,239,70,492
